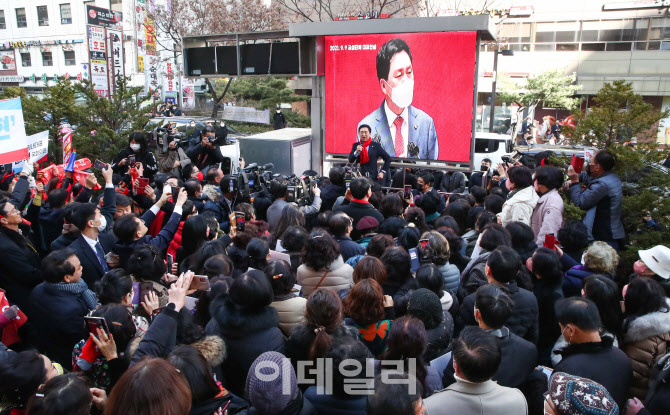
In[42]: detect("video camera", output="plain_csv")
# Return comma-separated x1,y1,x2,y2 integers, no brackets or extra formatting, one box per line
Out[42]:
343,166,362,189
242,162,274,193
224,169,251,200
155,127,189,152
285,173,318,206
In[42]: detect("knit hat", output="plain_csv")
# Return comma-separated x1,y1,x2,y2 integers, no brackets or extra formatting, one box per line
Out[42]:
245,352,298,415
356,216,379,232
407,288,443,330
639,245,670,280
548,372,618,415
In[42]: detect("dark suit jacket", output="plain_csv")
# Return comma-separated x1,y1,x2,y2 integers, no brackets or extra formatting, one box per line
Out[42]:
357,102,438,160
69,232,114,287
348,141,391,180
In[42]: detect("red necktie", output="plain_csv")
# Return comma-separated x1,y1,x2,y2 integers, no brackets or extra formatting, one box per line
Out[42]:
393,116,404,157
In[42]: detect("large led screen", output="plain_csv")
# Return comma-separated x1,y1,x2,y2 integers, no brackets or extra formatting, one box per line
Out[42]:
325,32,477,163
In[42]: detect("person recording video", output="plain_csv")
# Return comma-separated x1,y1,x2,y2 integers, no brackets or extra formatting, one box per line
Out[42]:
187,126,224,170
348,124,391,184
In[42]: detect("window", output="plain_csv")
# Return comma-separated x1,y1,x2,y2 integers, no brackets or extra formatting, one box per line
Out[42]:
474,139,500,154
606,42,631,51
581,43,606,51
42,52,53,66
650,17,670,41
0,10,5,29
16,8,27,28
535,22,555,42
37,6,49,26
600,20,623,42
556,43,579,51
580,21,600,42
64,50,75,66
555,22,579,42
21,52,31,67
60,4,71,24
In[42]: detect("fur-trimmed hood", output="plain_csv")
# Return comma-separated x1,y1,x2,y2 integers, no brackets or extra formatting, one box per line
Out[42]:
126,334,226,366
624,299,670,343
192,335,226,367
210,297,280,339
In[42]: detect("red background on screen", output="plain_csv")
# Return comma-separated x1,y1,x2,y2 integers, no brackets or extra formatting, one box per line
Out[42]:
324,32,477,162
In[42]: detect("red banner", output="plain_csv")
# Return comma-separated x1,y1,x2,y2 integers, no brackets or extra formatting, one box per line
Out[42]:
61,124,74,166
39,158,101,190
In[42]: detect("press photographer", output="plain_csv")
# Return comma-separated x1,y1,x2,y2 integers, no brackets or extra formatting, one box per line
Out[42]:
187,126,226,170
266,176,321,232
155,126,192,176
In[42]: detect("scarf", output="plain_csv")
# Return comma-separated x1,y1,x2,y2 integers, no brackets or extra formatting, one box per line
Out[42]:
48,280,98,311
359,139,371,164
352,198,369,204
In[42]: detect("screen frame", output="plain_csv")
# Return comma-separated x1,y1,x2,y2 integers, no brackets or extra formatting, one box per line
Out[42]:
322,31,481,173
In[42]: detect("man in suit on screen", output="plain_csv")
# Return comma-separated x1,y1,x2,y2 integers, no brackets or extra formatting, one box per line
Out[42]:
356,38,439,160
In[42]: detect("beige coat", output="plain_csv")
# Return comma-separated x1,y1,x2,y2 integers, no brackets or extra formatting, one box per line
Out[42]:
297,256,354,298
530,188,564,246
271,295,307,337
425,379,528,415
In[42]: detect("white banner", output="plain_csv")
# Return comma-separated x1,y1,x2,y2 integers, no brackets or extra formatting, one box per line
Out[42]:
222,106,270,124
12,131,49,172
88,25,109,97
181,77,195,110
0,98,28,164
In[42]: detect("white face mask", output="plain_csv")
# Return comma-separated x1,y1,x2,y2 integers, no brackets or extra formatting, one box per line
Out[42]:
130,143,141,151
220,122,225,127
97,216,107,232
386,78,414,109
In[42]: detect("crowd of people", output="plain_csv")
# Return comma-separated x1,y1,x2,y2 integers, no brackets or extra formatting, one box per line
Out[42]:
0,131,668,415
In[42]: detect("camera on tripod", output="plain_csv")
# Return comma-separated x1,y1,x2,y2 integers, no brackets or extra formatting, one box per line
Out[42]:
343,166,362,189
242,162,274,193
285,173,318,206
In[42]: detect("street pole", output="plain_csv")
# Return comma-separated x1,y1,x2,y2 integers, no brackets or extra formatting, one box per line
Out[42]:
489,49,499,133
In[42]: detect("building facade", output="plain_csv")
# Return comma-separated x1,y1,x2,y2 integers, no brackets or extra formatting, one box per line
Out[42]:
0,0,143,95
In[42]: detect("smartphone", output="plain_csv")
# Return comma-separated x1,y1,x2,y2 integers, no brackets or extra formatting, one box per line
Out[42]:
128,155,136,166
571,154,585,174
94,159,106,170
167,254,174,274
131,282,140,306
139,282,154,304
345,180,351,189
235,212,245,232
404,185,412,200
544,233,556,250
84,316,110,336
189,275,211,291
408,248,420,274
137,178,150,195
171,186,180,198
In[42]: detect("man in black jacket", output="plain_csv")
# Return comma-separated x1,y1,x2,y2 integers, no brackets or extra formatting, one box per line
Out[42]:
457,246,539,345
329,212,365,262
29,248,97,369
348,124,391,184
333,178,385,241
0,184,42,313
440,170,466,194
188,126,223,170
444,283,537,389
68,165,117,287
113,187,187,269
553,297,632,409
320,167,346,212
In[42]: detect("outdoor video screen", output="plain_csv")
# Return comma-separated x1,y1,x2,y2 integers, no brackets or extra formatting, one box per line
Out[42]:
325,32,477,163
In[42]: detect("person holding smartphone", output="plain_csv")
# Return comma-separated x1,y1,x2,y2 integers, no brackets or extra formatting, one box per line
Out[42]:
112,132,158,182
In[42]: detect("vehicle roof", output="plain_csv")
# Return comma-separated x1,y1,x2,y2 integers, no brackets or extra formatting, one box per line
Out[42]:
475,132,512,141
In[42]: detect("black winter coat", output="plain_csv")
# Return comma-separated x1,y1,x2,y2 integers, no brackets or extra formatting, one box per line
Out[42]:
206,297,286,396
333,201,384,241
553,337,632,409
112,148,158,181
28,282,90,369
0,227,42,314
457,281,539,344
534,279,564,365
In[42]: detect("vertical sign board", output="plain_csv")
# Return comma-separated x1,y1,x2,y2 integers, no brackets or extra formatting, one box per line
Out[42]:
106,29,124,95
181,77,195,110
87,25,109,97
135,0,146,73
86,5,124,97
0,98,29,165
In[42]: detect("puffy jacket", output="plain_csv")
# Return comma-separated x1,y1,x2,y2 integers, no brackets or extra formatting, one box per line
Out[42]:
438,262,460,293
530,189,564,246
271,295,307,337
622,299,670,399
206,297,286,396
568,171,625,242
498,186,539,227
297,256,354,298
167,221,184,259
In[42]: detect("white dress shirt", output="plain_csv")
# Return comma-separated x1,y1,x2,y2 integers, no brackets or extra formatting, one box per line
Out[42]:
384,101,409,157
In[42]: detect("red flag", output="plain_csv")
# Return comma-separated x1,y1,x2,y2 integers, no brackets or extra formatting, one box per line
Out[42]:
0,290,27,346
